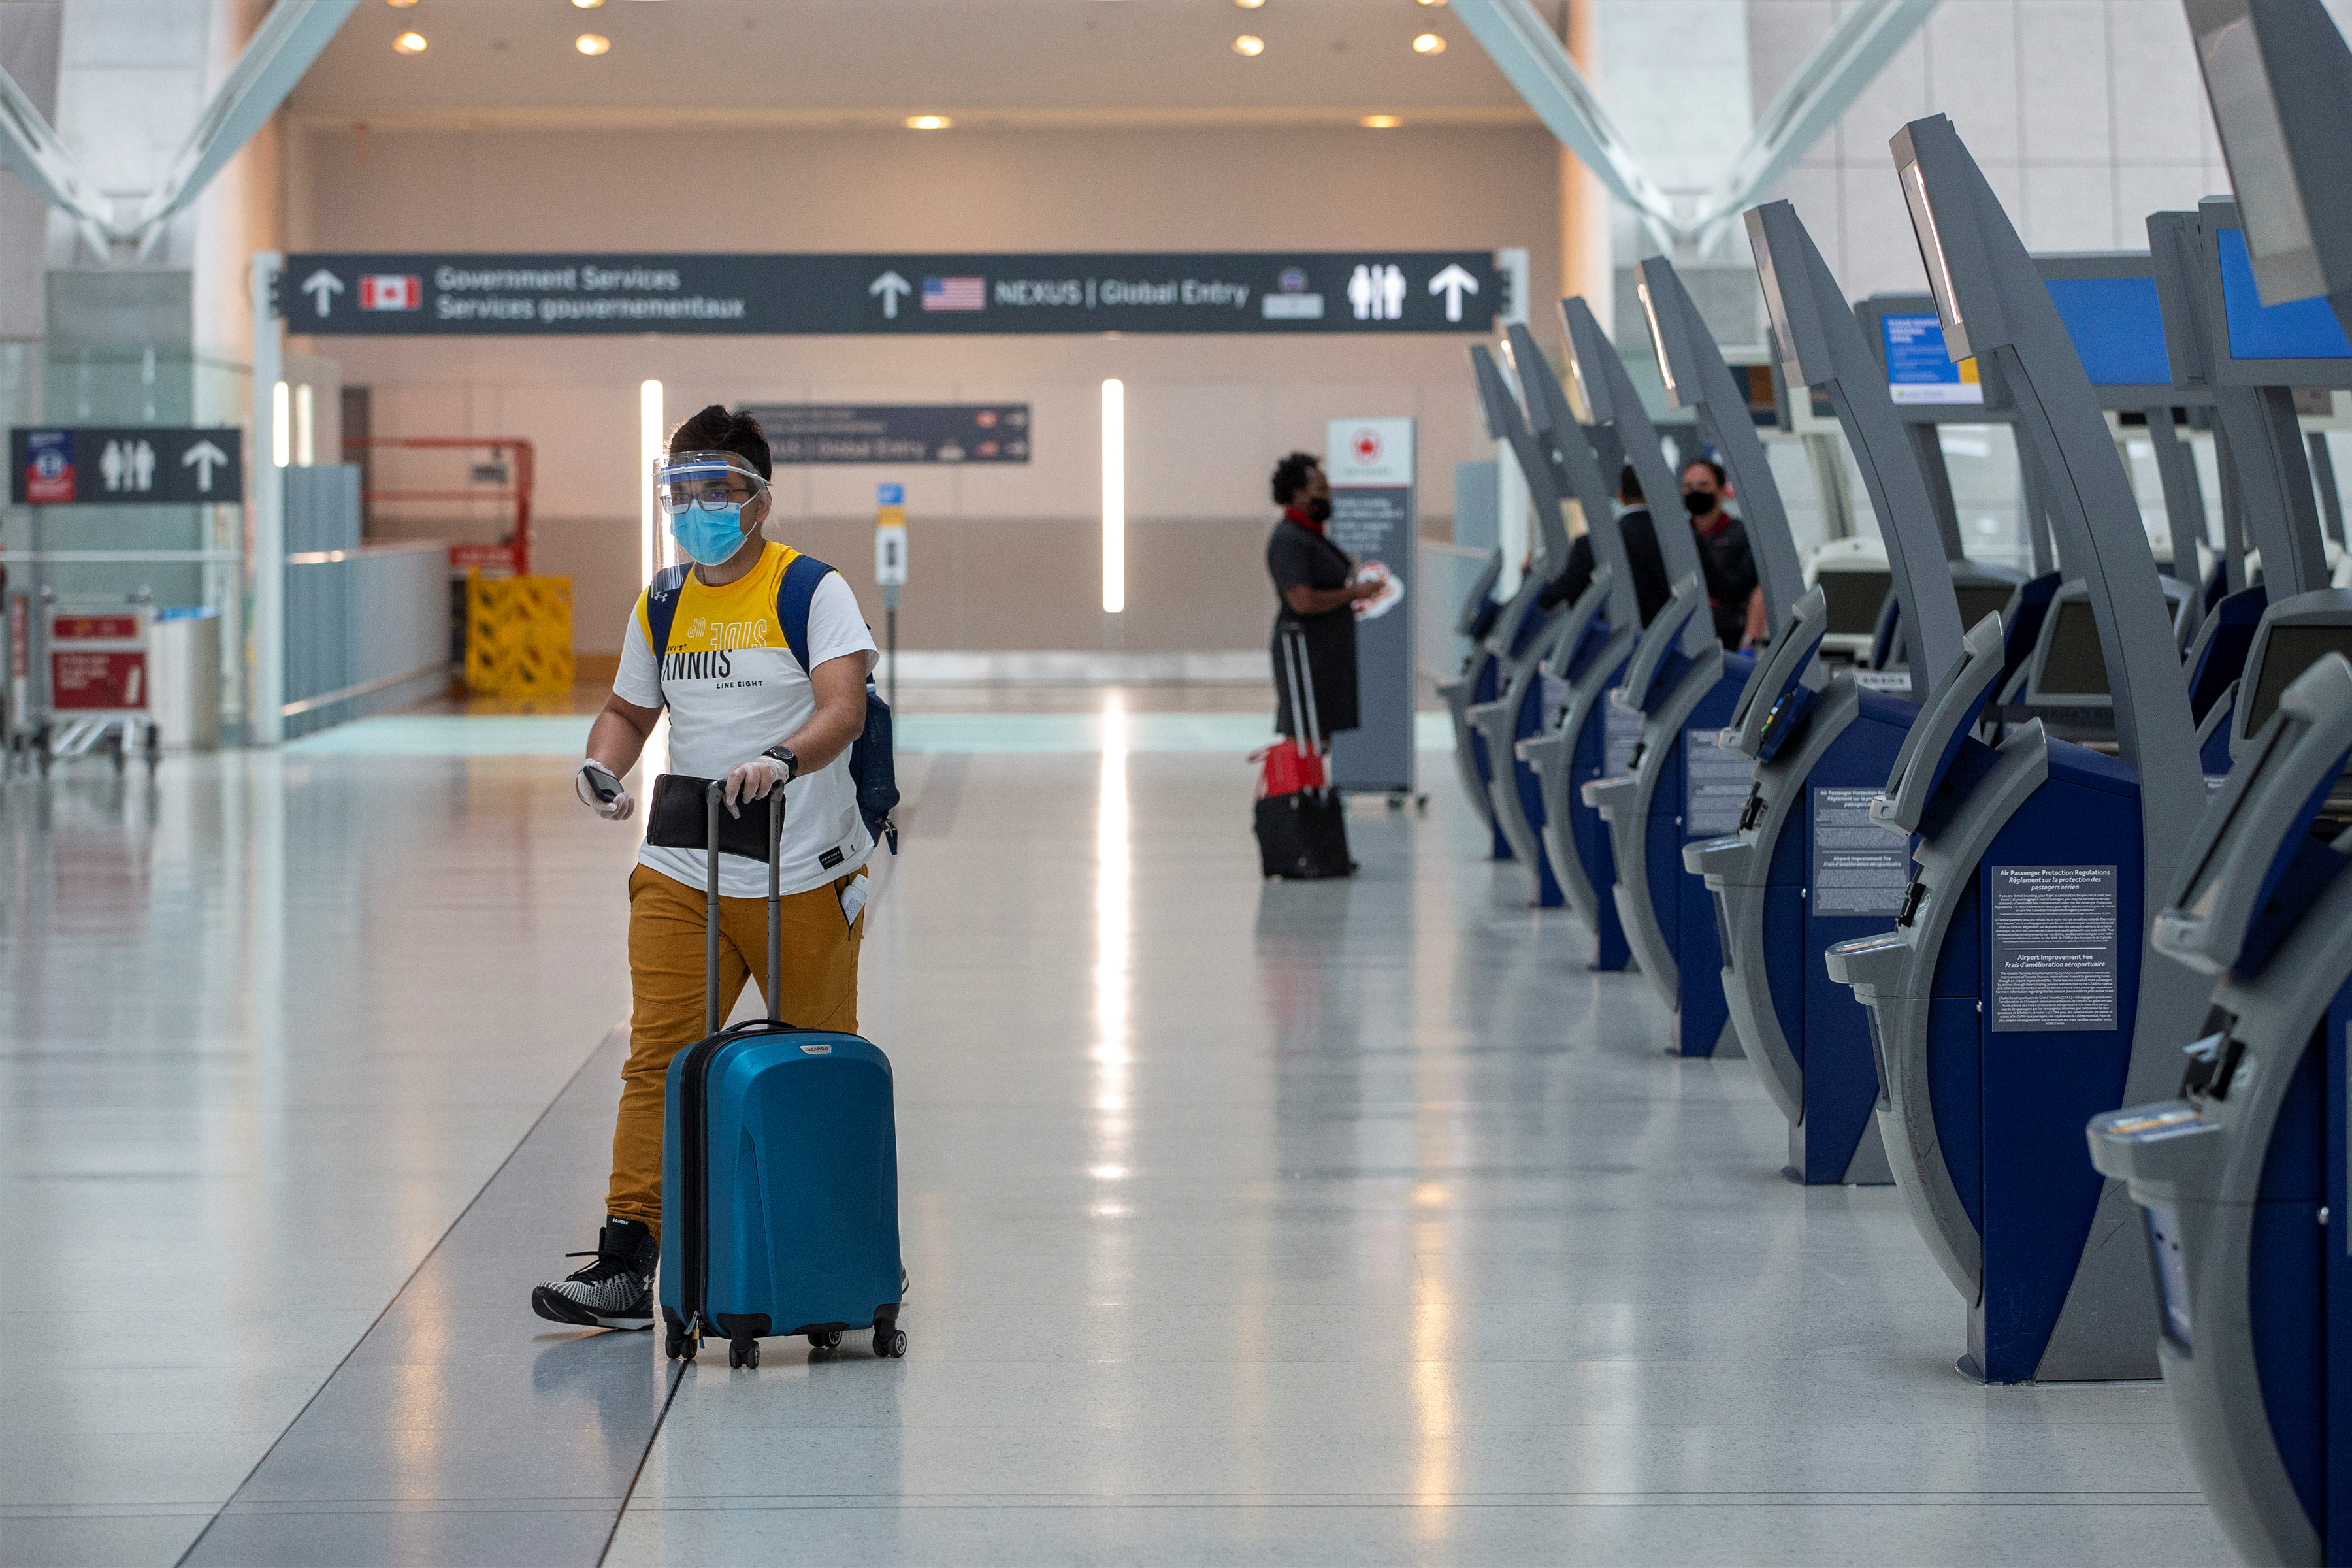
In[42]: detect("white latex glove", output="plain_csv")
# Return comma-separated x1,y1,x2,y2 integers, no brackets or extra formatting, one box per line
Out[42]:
722,755,792,817
575,760,636,821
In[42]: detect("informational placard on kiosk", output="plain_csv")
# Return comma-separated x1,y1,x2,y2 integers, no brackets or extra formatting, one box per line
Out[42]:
1324,417,1415,796
1683,728,1754,836
1988,865,2120,1032
1812,787,1910,917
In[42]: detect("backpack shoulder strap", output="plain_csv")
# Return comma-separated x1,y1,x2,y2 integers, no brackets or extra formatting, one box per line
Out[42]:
776,550,835,678
642,564,690,700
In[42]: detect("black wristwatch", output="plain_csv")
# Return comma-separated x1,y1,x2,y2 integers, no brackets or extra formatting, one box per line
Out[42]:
763,745,800,781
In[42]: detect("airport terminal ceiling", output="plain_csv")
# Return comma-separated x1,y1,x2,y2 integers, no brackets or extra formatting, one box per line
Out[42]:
287,0,1553,122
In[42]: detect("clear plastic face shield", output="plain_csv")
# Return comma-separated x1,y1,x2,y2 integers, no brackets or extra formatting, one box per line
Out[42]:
654,451,771,568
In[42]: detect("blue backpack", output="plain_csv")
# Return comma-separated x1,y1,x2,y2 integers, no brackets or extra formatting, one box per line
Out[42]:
645,551,899,853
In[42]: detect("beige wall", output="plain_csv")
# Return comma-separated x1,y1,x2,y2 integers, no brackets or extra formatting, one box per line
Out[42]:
289,121,1559,653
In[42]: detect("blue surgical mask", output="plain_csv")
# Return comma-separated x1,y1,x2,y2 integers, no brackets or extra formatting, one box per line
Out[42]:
670,505,749,566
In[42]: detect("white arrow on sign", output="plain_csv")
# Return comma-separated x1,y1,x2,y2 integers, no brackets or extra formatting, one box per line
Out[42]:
301,269,345,318
869,270,913,320
1428,263,1480,323
181,439,230,492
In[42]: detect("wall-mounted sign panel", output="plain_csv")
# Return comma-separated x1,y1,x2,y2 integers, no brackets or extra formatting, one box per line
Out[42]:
740,404,1030,464
10,427,244,505
278,252,1504,336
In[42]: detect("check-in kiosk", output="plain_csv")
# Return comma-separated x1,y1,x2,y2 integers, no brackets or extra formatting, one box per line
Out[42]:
2086,652,2352,1567
1822,115,2211,1382
1455,349,1576,879
1438,549,1507,830
1507,327,1649,972
2200,201,2352,769
1572,297,1760,1058
1682,199,1971,1183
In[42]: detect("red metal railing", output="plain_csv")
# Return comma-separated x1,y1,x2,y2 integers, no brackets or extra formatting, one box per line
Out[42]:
342,436,536,578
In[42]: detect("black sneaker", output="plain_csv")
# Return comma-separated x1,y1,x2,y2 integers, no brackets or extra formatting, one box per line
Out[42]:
532,1217,657,1330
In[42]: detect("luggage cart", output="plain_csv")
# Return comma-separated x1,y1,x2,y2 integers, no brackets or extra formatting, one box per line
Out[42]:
27,596,160,777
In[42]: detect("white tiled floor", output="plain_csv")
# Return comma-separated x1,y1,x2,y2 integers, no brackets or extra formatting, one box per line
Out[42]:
1,722,2230,1567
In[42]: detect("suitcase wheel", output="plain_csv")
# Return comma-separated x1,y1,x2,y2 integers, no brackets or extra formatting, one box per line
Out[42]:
727,1338,760,1369
808,1330,844,1352
873,1326,907,1359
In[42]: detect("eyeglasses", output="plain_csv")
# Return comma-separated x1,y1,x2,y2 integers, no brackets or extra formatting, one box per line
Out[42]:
658,476,754,514
655,457,766,514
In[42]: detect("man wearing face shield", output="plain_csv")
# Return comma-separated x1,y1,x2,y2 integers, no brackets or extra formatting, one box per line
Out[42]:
532,404,879,1331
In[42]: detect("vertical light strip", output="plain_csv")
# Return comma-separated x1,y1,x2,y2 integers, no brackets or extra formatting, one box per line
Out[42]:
270,381,291,468
639,379,664,588
293,384,314,467
1093,691,1132,1113
1100,378,1125,613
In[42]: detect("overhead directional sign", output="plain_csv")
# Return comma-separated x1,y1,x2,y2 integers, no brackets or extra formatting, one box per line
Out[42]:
740,404,1030,464
278,252,1506,336
10,427,246,505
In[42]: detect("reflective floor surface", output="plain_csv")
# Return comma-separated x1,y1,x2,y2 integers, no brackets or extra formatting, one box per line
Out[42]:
1,698,2229,1566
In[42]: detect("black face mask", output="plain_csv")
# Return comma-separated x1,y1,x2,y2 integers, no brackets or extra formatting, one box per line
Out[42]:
1682,489,1718,517
1305,496,1333,524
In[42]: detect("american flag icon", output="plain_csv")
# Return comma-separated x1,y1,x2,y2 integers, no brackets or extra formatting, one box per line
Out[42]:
923,276,985,312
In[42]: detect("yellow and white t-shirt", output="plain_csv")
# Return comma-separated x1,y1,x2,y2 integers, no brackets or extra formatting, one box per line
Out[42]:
615,544,879,898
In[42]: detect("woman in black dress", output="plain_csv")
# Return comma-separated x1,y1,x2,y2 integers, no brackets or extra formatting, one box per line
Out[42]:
1265,452,1379,747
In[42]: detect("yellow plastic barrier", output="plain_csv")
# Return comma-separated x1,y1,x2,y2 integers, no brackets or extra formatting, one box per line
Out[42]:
465,572,575,698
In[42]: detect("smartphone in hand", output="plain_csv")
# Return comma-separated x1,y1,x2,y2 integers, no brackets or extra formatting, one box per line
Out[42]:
580,761,625,804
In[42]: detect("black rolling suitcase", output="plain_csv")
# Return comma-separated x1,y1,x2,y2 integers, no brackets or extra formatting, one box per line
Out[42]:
1256,624,1354,879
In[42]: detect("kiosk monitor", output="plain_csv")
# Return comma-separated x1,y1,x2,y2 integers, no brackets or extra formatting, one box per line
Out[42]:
2206,218,2352,385
2241,617,2352,735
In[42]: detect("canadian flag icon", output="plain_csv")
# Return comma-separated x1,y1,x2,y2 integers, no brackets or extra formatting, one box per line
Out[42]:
359,274,422,311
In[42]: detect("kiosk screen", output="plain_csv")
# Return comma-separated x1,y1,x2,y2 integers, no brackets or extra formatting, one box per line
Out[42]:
2038,600,2111,697
2044,276,2172,388
1955,582,2017,630
1818,570,1890,636
2245,624,2352,733
2217,228,2352,361
1879,312,1983,406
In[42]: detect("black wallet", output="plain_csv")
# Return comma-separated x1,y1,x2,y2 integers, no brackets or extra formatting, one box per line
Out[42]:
644,774,777,863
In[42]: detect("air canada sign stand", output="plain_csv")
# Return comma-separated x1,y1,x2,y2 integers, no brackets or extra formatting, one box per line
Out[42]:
1324,418,1416,802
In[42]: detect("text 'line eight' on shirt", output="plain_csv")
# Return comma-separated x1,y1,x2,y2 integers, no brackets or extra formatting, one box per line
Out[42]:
614,543,879,898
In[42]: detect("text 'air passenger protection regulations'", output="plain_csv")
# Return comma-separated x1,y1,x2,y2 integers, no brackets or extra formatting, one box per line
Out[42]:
1812,787,1910,917
1989,864,2119,1032
1684,728,1754,837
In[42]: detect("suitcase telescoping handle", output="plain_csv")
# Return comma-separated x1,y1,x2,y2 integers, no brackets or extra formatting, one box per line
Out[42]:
702,780,787,1036
1282,623,1326,761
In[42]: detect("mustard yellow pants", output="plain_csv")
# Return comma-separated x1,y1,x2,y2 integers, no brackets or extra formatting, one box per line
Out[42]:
607,862,868,1234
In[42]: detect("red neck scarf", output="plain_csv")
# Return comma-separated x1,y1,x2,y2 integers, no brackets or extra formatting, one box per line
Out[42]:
1282,504,1326,536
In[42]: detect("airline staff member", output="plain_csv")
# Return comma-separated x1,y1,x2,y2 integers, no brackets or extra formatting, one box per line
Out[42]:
1266,452,1379,746
1681,457,1767,647
1540,465,1673,622
532,404,879,1332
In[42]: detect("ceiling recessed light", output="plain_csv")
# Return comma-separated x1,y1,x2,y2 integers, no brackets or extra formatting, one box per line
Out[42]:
574,0,604,8
1362,114,1403,129
1418,0,1448,7
392,30,426,52
574,32,609,54
1412,31,1446,53
906,115,951,130
1233,33,1265,55
385,0,417,8
1233,0,1264,7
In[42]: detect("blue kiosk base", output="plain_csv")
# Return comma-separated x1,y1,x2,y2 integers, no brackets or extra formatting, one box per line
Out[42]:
1928,740,2147,1384
1645,656,1753,1058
